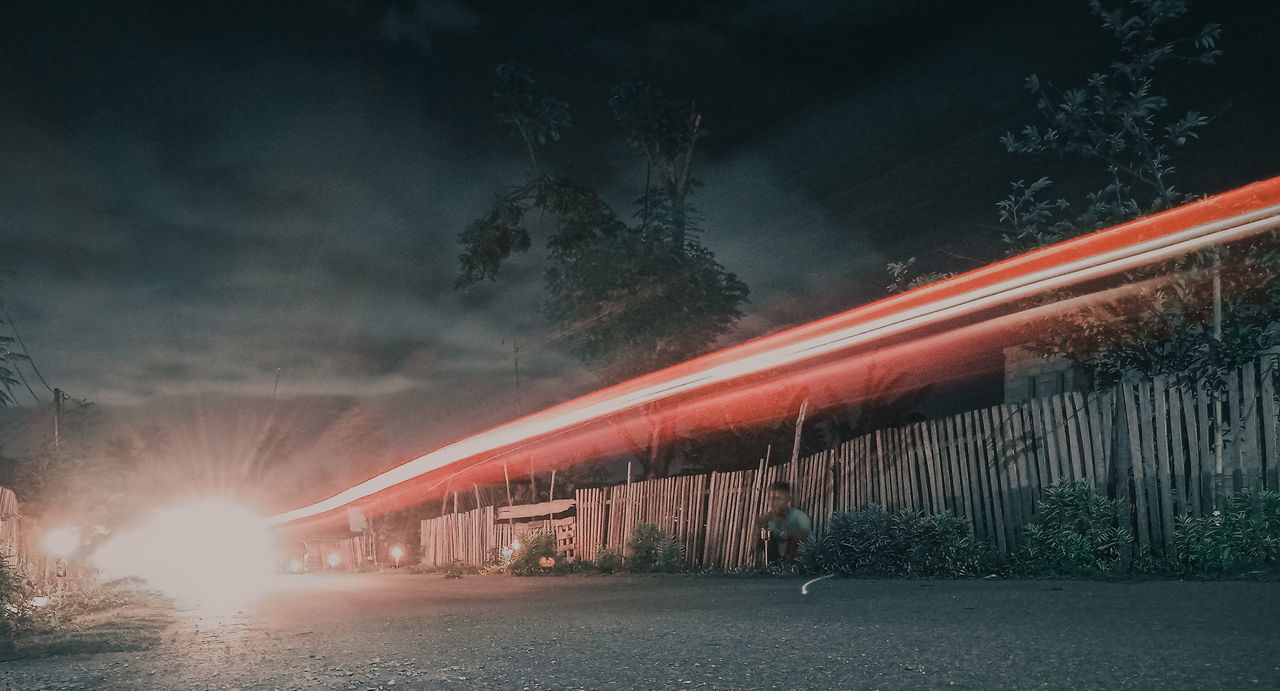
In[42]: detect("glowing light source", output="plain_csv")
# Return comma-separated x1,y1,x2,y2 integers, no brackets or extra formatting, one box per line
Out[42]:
92,500,275,612
390,546,404,567
43,527,80,558
327,553,340,569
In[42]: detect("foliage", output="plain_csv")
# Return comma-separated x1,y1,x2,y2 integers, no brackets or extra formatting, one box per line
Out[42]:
0,560,45,646
0,313,22,408
507,530,559,576
1014,238,1280,388
884,257,954,295
1174,490,1280,576
593,545,623,574
1015,480,1133,576
991,0,1278,388
626,523,683,573
0,396,125,524
998,0,1221,252
800,505,982,578
493,64,570,172
456,65,748,385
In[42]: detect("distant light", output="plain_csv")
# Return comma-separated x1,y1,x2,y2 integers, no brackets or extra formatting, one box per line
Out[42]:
43,527,80,558
288,558,303,573
327,553,340,568
92,501,275,613
390,546,404,560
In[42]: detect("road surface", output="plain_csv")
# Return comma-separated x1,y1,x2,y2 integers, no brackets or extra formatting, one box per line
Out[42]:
2,574,1279,689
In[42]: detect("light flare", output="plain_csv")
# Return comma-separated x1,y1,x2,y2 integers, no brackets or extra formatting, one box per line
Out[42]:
92,501,275,613
43,527,80,558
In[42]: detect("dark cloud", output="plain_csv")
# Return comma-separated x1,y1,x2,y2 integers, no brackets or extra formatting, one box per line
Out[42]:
380,0,480,50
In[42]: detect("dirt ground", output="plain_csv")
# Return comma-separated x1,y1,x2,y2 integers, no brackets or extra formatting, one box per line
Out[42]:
2,573,1278,689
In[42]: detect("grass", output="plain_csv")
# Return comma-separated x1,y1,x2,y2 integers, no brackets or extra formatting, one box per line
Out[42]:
1,578,175,661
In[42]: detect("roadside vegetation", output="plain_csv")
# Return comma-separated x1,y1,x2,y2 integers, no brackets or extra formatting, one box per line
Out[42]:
798,507,987,578
0,570,173,659
795,480,1280,581
420,479,1280,581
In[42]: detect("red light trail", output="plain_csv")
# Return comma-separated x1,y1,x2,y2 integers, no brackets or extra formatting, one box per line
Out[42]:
267,176,1280,529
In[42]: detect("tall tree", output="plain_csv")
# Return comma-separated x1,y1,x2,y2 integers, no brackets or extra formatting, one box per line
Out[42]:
456,67,748,478
888,1,1264,388
997,0,1222,252
457,65,748,385
994,1,1280,387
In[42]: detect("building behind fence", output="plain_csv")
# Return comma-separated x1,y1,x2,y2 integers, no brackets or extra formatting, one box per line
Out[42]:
422,355,1280,570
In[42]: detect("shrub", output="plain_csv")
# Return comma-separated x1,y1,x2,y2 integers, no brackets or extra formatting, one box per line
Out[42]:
802,505,982,578
1,560,45,648
1175,490,1280,576
594,545,623,573
1015,480,1133,577
803,505,894,576
507,531,559,576
893,511,983,577
626,524,683,573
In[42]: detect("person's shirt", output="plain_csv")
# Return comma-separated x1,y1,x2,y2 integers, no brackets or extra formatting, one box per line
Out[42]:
766,507,812,540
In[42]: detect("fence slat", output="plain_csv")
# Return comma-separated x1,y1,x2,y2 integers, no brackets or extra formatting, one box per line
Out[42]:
1151,376,1176,556
1011,403,1037,527
1179,384,1203,517
1033,397,1057,490
1064,391,1085,483
1121,382,1151,554
1242,361,1263,493
1228,369,1244,493
1261,355,1280,491
1166,384,1188,519
978,408,1009,555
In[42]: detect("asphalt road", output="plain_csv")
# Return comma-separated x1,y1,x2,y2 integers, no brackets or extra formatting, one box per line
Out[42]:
2,574,1279,689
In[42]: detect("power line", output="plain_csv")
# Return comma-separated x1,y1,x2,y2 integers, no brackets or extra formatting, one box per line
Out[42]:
2,303,54,395
11,359,40,403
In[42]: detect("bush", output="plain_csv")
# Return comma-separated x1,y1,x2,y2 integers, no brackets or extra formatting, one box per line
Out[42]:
1015,480,1133,577
894,511,984,577
626,524,683,573
594,545,623,573
1175,490,1280,576
801,505,982,578
507,531,559,576
1,560,45,649
801,505,894,576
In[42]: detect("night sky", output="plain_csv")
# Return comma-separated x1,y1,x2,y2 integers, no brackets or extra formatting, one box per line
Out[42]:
2,1,1278,494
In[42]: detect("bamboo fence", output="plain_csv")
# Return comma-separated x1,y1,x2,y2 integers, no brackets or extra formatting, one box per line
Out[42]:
0,486,89,589
421,354,1280,569
419,505,575,566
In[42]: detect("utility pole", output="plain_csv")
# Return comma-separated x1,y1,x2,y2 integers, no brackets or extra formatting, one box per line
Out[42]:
512,340,523,416
53,387,64,449
272,368,282,401
1212,250,1224,507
